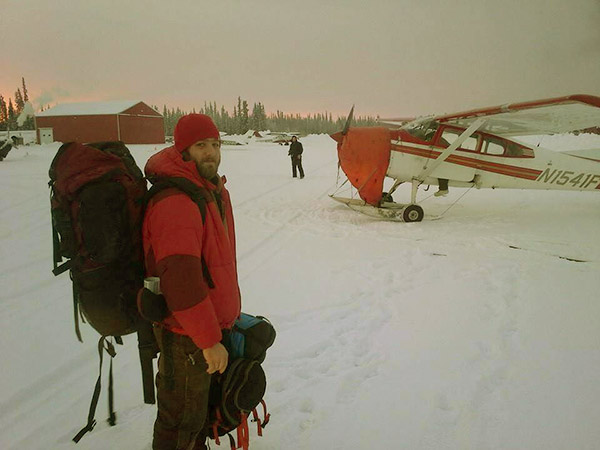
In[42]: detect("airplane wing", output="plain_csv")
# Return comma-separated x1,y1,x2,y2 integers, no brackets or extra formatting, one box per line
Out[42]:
563,148,600,161
432,95,600,137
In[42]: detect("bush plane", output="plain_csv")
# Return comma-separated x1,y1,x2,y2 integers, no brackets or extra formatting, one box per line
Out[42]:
256,131,300,145
330,94,600,222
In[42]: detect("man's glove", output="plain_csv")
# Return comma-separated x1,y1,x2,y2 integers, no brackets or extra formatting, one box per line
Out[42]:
137,288,169,322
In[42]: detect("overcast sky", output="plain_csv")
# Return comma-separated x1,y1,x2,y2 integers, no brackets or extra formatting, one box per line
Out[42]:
2,0,599,118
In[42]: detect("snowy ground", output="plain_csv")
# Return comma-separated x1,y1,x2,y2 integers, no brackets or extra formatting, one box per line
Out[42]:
1,133,600,450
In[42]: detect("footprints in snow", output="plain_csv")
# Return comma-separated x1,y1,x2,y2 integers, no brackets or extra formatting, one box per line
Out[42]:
268,260,403,428
420,261,522,448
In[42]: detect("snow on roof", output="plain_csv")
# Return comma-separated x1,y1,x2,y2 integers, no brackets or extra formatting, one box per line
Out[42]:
36,100,145,117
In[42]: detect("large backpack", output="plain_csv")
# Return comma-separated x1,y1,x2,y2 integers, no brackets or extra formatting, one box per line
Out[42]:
49,141,156,442
50,141,147,336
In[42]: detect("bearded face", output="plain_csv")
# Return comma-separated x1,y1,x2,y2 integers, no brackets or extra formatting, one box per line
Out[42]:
187,138,222,179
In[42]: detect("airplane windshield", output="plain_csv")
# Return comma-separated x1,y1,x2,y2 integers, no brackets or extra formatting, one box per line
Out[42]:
404,122,438,142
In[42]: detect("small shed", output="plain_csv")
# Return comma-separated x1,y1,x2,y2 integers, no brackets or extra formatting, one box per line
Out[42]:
35,100,164,144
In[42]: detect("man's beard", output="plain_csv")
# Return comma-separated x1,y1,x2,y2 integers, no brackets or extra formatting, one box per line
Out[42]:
196,159,219,180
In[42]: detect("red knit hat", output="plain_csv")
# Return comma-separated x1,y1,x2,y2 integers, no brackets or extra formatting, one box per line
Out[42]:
174,114,220,151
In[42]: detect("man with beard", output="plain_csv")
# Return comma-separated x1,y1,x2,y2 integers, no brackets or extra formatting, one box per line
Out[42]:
142,114,241,450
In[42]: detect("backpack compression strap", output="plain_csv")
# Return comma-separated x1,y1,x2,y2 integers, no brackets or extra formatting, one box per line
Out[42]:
210,401,270,450
211,408,250,450
236,413,250,450
251,400,270,436
73,337,117,443
51,212,72,275
137,321,158,405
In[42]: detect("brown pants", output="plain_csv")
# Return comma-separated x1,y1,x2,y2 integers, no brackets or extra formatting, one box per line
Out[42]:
153,326,212,450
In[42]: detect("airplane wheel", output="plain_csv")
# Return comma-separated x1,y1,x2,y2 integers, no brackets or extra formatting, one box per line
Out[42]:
402,204,424,222
381,192,394,203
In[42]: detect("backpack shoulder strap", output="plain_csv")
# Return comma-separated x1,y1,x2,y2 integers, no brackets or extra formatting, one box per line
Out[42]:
146,177,208,223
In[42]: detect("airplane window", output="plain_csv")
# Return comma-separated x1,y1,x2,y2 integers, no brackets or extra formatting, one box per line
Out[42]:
506,142,524,156
483,139,505,156
441,130,478,151
461,135,478,151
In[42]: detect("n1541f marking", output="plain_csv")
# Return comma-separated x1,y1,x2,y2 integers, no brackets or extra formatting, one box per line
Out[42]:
537,170,600,189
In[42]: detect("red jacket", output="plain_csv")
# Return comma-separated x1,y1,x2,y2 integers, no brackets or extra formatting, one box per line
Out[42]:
143,145,241,349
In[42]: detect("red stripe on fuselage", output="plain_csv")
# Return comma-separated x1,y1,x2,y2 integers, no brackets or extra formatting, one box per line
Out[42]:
392,144,542,180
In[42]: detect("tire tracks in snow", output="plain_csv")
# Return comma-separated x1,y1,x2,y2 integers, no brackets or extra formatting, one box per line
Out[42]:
237,187,334,282
236,159,338,281
234,155,337,210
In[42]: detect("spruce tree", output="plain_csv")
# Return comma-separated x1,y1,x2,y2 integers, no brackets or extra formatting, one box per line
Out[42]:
235,97,242,134
241,100,249,134
257,102,267,131
7,99,16,129
14,89,24,113
22,77,29,102
0,95,6,123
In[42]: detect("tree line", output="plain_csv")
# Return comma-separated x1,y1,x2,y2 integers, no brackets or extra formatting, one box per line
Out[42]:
0,78,34,131
160,96,379,136
2,81,375,135
3,77,600,137
2,79,375,135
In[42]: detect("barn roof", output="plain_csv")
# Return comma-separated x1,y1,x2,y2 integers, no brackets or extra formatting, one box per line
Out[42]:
36,100,153,117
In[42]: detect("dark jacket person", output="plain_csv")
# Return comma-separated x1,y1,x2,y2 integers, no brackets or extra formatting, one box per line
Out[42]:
143,114,241,450
287,136,304,178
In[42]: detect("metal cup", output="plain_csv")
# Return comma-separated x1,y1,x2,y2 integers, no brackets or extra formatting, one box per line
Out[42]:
143,277,161,294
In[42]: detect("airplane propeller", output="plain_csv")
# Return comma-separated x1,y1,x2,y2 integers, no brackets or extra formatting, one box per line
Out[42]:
331,105,355,144
342,105,355,136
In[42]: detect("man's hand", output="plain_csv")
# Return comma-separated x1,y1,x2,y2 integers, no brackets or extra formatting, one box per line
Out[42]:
202,342,229,374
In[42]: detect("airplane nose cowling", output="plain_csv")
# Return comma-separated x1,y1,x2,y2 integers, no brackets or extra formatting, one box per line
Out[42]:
332,127,391,206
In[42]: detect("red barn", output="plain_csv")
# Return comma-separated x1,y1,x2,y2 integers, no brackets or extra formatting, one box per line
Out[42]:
35,100,164,144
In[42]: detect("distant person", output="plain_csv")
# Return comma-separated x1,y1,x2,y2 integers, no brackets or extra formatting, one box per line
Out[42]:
288,135,305,179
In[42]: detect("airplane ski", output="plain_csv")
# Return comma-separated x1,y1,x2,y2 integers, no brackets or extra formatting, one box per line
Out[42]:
330,196,438,222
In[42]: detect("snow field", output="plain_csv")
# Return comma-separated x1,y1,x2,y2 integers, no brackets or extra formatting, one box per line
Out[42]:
1,133,600,449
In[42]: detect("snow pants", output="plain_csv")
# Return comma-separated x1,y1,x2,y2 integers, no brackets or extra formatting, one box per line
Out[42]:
153,326,211,450
291,155,304,178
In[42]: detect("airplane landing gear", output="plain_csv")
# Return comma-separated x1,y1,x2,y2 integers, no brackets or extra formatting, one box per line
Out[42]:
402,204,424,222
381,192,394,203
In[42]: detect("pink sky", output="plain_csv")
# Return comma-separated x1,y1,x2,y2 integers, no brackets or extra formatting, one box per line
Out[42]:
2,0,599,118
